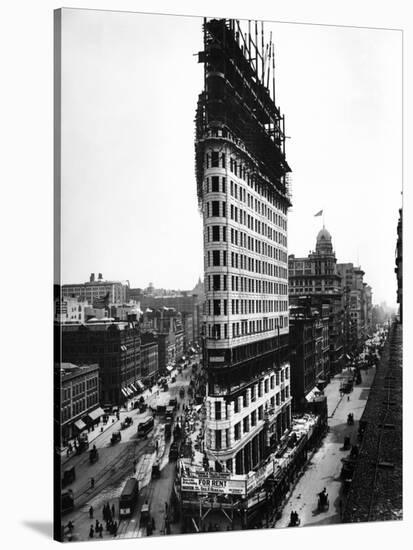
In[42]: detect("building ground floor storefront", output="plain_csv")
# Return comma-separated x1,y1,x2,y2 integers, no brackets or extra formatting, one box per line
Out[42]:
176,410,327,532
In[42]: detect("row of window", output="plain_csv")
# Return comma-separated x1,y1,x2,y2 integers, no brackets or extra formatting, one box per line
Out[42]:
206,224,286,263
207,298,288,316
207,274,288,295
204,150,288,216
206,249,288,278
213,371,289,420
207,316,288,339
204,176,287,230
205,201,287,248
212,389,290,450
62,392,99,423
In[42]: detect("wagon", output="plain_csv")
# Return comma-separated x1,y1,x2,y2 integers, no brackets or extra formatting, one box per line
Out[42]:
111,431,121,444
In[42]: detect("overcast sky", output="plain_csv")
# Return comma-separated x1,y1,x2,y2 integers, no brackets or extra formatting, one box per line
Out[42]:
60,9,402,306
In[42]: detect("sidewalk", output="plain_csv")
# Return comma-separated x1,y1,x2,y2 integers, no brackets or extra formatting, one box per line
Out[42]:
61,414,121,466
276,363,377,528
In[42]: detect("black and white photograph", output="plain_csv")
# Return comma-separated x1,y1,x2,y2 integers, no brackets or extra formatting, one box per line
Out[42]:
53,5,403,544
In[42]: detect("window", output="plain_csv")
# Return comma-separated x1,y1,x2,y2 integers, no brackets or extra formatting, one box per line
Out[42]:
215,429,222,449
213,275,220,291
243,416,249,433
234,398,240,414
213,300,221,315
251,410,257,427
211,201,220,217
258,405,263,420
212,250,220,266
215,401,222,420
212,226,220,241
234,422,241,440
212,324,221,339
211,151,219,167
211,176,219,192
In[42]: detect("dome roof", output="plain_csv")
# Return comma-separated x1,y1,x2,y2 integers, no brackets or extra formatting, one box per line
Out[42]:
316,227,332,242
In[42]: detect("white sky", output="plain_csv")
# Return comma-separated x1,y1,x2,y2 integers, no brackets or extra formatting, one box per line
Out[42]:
61,9,402,305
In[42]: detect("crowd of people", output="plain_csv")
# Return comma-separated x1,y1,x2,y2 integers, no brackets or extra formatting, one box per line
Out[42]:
86,503,118,538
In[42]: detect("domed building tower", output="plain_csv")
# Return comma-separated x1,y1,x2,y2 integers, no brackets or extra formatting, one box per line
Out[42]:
315,226,333,255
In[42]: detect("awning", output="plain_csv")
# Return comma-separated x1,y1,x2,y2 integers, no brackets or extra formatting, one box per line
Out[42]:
87,407,105,422
166,365,174,372
74,419,86,431
305,388,322,402
137,380,145,390
345,354,351,360
121,388,128,397
130,383,137,392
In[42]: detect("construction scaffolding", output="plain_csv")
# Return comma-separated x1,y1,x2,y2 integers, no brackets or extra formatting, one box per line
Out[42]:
195,18,291,207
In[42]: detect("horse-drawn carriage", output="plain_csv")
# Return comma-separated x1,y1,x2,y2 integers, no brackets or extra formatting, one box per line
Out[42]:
317,489,329,512
62,466,76,487
121,416,133,430
89,445,99,464
111,431,121,445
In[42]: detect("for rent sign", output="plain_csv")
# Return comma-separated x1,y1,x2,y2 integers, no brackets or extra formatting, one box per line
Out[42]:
181,474,246,496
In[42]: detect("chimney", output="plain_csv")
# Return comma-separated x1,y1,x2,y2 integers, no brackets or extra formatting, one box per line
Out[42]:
98,273,103,280
90,273,95,282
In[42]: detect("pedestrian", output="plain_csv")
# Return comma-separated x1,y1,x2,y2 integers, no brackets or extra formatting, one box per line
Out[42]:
89,525,94,539
99,524,103,538
111,504,115,518
95,519,99,531
113,521,118,536
91,477,95,489
347,395,350,401
89,506,94,519
339,499,343,519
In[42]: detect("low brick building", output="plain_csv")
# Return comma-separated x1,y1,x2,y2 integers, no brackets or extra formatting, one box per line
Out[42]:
61,319,141,406
57,362,101,444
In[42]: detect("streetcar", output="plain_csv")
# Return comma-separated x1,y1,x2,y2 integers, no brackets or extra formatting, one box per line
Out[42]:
62,466,76,487
137,416,154,438
119,478,139,518
61,490,74,515
165,406,174,423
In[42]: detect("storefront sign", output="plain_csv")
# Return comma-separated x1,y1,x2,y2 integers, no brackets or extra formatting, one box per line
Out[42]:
181,475,246,496
246,459,274,493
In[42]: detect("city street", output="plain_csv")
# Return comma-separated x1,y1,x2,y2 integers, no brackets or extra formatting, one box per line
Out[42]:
61,360,197,542
277,364,377,528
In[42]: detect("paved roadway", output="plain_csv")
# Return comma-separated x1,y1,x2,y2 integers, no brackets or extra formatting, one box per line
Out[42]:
61,359,198,542
276,365,377,528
